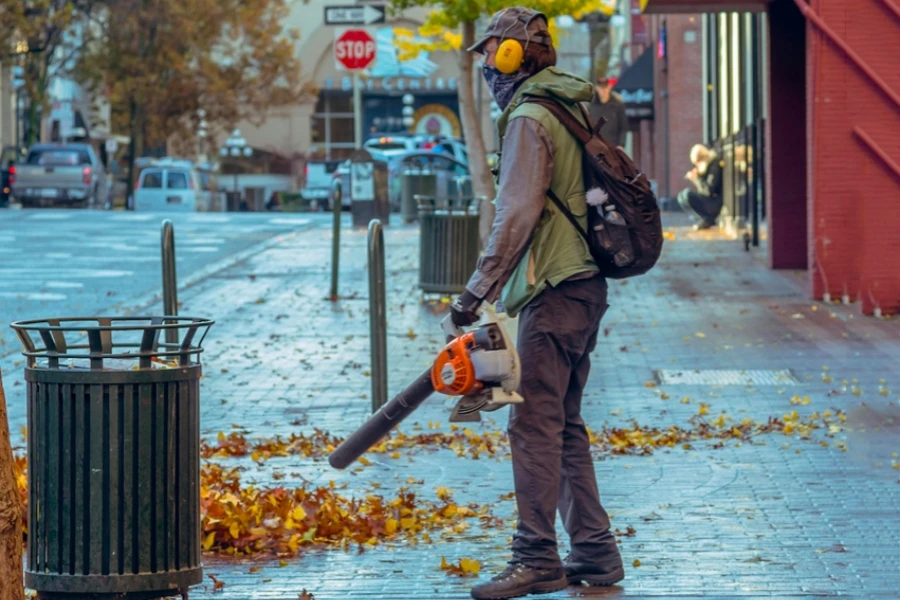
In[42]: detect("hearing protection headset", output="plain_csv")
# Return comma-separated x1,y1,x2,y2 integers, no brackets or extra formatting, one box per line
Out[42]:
493,10,546,74
496,39,525,74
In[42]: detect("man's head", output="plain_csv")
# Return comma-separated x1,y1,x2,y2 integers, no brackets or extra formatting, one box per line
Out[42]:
469,7,557,108
595,77,613,103
469,6,556,75
690,143,712,167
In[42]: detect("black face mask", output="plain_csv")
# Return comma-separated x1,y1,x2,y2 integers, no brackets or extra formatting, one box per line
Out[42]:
483,64,531,110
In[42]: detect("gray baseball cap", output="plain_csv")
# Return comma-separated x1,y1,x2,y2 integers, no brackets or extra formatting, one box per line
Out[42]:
468,7,553,54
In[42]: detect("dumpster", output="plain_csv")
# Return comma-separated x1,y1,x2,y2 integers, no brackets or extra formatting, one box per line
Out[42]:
400,170,437,223
10,315,214,599
417,196,481,294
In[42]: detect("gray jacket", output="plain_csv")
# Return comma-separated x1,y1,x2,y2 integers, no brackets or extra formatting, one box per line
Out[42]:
588,92,628,147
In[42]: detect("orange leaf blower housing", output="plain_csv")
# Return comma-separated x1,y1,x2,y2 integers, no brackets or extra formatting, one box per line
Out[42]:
431,331,484,396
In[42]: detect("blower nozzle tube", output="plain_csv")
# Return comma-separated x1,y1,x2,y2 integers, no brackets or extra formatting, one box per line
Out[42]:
329,368,435,469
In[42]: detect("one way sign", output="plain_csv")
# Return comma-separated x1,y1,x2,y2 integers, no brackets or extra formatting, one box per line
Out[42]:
324,4,386,26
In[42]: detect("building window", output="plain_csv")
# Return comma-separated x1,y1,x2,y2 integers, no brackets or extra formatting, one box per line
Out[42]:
312,93,355,160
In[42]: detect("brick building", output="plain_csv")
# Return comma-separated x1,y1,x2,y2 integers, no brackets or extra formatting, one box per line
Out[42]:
644,0,900,316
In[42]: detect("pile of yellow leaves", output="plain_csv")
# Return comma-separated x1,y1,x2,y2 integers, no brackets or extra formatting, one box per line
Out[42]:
440,556,481,577
200,464,498,556
202,429,344,462
201,407,847,467
589,408,846,455
202,426,510,463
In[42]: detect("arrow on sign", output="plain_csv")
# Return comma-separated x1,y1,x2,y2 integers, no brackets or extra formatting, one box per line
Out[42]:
324,4,385,26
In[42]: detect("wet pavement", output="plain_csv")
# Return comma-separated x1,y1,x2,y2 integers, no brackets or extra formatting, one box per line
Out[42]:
7,213,900,598
0,210,312,359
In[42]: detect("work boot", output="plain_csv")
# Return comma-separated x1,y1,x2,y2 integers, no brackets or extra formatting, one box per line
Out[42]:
471,562,568,600
563,554,625,587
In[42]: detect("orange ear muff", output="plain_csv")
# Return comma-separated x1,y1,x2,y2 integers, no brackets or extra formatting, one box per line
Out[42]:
496,39,524,74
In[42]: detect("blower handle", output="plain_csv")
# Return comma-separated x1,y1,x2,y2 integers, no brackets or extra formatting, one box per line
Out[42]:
329,367,435,469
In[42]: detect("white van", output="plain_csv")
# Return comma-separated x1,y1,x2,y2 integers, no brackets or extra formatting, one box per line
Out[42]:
134,166,200,212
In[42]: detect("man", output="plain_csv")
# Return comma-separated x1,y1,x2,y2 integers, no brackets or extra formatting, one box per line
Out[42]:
588,77,628,148
452,7,625,600
677,143,723,230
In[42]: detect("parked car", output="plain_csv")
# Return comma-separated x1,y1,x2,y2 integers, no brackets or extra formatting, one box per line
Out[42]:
363,136,418,158
386,151,471,210
12,143,109,208
133,161,201,212
301,160,341,210
414,136,469,165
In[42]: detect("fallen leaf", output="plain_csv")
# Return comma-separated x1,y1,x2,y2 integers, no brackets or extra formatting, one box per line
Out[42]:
208,574,225,590
632,559,641,567
299,590,315,600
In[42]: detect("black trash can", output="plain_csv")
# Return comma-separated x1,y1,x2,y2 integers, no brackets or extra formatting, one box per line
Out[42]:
400,170,437,223
10,316,214,600
417,196,481,295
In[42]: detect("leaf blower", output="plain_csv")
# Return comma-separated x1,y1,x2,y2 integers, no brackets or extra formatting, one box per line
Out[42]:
328,312,522,470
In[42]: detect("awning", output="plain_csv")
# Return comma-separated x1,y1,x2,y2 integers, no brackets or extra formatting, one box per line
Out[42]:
642,0,767,13
615,46,654,120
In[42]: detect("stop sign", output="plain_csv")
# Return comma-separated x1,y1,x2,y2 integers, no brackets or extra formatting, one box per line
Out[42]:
335,29,377,71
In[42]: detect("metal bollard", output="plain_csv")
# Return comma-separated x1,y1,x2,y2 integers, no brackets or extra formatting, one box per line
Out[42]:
161,219,178,344
330,179,342,301
367,219,387,413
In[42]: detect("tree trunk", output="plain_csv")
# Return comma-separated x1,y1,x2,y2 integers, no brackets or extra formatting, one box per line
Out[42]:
458,21,496,249
125,98,145,210
0,371,25,600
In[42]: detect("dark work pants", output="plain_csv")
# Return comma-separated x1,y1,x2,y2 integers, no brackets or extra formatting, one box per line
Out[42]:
677,188,723,227
509,275,621,569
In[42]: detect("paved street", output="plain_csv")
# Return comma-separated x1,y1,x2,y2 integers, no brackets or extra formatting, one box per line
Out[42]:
6,213,900,598
0,210,314,360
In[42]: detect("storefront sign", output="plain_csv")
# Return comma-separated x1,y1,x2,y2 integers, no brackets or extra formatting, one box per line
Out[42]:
324,76,458,93
619,89,653,104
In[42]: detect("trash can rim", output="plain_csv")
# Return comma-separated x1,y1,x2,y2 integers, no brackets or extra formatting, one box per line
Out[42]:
10,315,215,332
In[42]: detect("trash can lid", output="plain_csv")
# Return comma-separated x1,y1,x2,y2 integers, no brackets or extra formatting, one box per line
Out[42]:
10,316,214,371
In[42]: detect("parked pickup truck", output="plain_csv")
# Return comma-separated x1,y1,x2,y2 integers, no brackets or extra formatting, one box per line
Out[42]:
12,143,109,208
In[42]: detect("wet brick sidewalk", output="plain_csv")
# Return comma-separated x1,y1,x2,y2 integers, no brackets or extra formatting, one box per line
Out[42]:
8,214,900,598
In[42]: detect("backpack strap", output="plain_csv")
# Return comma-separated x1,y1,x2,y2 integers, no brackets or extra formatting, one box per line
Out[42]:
546,188,591,247
523,95,615,159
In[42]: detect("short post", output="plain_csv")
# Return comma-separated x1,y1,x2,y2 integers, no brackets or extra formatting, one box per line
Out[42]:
161,219,178,344
330,179,342,301
368,219,387,413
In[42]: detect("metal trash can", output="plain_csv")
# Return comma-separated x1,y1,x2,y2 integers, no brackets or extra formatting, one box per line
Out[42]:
10,316,214,599
417,196,482,294
400,170,437,223
448,176,473,200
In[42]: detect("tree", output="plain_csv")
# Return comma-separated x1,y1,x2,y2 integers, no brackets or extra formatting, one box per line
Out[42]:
0,0,98,145
74,0,310,201
390,1,612,245
0,371,24,600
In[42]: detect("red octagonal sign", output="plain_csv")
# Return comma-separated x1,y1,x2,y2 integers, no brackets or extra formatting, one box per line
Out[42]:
335,29,376,71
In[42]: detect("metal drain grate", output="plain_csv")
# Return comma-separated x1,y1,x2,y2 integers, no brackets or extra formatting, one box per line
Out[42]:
656,369,799,386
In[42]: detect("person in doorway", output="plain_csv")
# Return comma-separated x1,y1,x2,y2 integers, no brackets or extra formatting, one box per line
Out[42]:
588,76,627,148
453,7,624,600
678,143,724,230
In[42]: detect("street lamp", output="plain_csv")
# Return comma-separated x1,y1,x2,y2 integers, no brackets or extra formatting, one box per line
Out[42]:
220,128,253,207
402,94,415,130
197,109,208,163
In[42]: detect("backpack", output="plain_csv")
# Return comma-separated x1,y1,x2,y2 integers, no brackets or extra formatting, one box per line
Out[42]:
523,96,664,280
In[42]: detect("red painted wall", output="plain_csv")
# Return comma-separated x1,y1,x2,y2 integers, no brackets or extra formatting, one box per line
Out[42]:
807,0,900,314
650,14,705,201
